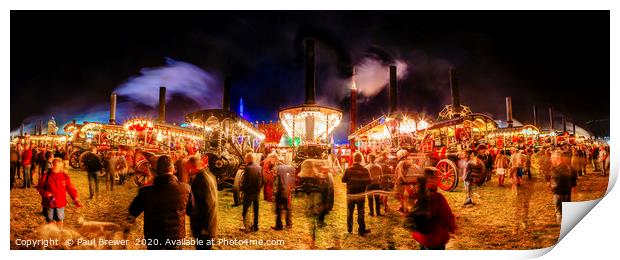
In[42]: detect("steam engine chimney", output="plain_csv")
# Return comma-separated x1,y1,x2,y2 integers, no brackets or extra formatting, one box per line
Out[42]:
109,92,117,125
389,65,398,114
350,68,358,151
158,86,166,123
20,124,24,136
449,68,461,112
223,76,231,111
304,39,316,104
562,115,567,132
549,107,554,132
505,97,513,128
573,121,577,135
533,104,538,127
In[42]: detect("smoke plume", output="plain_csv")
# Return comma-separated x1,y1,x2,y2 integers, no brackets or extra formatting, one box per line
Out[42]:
354,57,407,98
114,57,221,109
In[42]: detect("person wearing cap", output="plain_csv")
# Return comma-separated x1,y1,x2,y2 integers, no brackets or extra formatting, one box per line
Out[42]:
129,155,194,250
342,152,372,236
409,168,456,250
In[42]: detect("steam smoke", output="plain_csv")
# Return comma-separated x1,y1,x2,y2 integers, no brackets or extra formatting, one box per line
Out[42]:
354,58,407,97
115,57,221,109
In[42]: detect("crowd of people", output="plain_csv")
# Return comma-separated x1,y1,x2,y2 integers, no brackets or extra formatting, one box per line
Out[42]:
9,139,611,250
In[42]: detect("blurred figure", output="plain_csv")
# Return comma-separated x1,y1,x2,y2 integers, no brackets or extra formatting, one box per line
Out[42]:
16,143,23,180
116,152,128,184
83,147,103,199
509,149,524,187
394,149,410,213
21,144,33,188
272,156,296,230
129,155,194,250
539,149,553,187
550,151,576,224
571,147,582,177
10,145,20,189
262,153,277,202
494,150,509,187
342,152,371,236
37,158,82,228
376,152,393,212
407,168,456,250
598,146,609,176
188,156,218,250
240,153,263,232
512,169,532,233
523,149,532,180
464,152,483,206
106,152,117,192
592,145,600,171
365,154,383,216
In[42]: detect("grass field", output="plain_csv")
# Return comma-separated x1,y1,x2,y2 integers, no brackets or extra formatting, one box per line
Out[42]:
10,163,609,250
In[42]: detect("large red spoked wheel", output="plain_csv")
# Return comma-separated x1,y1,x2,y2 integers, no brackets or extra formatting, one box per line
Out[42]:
134,160,152,187
435,159,459,191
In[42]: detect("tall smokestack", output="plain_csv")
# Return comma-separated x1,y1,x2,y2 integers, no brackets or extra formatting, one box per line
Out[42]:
533,104,538,127
350,68,358,151
505,97,513,128
389,65,398,113
449,68,460,112
72,119,76,125
304,39,316,104
109,92,117,125
562,115,567,132
158,86,166,123
549,107,554,132
39,120,43,135
223,76,231,111
573,121,577,135
20,124,24,136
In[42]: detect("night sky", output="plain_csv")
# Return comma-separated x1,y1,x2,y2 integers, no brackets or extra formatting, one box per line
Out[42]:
10,11,610,140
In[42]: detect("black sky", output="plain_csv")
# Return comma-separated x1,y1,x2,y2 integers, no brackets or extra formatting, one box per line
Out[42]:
10,11,610,138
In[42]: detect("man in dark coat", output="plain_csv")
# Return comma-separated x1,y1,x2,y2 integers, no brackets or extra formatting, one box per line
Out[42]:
550,151,577,224
272,158,296,230
188,156,218,250
240,153,263,232
342,152,372,236
83,147,103,199
129,155,194,250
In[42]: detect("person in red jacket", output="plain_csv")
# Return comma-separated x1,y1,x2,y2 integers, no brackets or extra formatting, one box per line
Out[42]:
37,158,82,228
411,168,456,250
262,153,277,203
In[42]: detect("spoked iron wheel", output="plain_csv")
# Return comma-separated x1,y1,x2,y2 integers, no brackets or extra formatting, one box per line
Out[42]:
69,151,81,169
435,159,459,191
133,161,152,187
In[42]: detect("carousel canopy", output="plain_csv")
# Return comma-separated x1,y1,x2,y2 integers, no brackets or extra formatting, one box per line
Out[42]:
278,104,342,144
185,109,264,140
348,112,430,141
428,113,497,131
